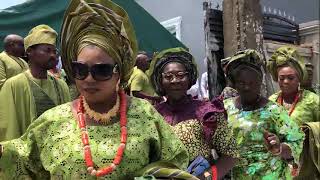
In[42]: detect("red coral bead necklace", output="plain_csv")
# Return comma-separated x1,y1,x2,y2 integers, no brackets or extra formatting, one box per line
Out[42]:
277,90,301,116
77,89,127,177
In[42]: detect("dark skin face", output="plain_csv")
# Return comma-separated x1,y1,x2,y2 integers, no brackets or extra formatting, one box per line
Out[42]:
161,62,189,102
27,44,58,70
303,67,313,87
4,35,25,58
277,66,300,96
233,68,262,105
136,54,149,72
76,45,120,111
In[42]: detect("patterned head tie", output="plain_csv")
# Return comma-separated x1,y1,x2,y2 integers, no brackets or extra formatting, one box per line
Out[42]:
60,0,138,86
267,46,307,82
225,49,263,83
149,47,198,96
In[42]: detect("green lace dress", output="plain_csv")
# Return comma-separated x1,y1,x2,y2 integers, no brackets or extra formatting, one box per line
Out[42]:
224,98,304,180
0,97,189,180
269,89,320,126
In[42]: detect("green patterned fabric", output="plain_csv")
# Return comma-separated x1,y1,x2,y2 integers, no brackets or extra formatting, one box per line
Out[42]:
224,98,304,180
225,49,263,82
0,97,189,179
137,161,198,180
172,119,239,162
269,90,320,126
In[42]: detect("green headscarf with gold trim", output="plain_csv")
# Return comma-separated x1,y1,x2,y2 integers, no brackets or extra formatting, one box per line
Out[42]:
60,0,138,86
267,46,307,82
149,47,198,96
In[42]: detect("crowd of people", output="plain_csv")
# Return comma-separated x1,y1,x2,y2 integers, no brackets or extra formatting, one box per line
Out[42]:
0,0,319,179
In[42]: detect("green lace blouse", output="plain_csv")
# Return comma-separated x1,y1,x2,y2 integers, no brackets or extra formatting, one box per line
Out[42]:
269,89,320,126
0,97,189,179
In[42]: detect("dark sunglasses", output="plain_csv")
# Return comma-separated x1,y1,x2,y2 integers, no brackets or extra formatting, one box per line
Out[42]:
71,61,118,81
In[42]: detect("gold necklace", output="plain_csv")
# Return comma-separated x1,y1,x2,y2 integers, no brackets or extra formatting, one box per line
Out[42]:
83,95,120,124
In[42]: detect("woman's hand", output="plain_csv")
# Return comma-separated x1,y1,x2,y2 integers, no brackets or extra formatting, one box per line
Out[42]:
197,169,213,180
152,96,165,104
263,129,281,155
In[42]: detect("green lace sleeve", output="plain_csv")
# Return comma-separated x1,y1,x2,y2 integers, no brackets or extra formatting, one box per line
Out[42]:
146,103,189,170
130,98,189,177
0,115,51,179
270,104,305,165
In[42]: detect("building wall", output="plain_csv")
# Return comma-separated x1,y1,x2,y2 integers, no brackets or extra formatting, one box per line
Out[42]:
299,20,320,84
136,0,319,75
136,0,207,73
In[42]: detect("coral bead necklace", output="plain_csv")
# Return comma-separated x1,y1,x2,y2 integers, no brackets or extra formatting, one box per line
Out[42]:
277,90,301,116
77,89,127,177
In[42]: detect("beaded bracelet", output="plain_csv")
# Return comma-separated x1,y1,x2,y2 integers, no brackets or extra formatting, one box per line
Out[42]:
211,165,217,180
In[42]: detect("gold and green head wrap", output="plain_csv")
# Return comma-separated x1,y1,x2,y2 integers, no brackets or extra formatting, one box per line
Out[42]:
149,47,198,96
225,49,264,82
267,46,307,82
60,0,138,85
24,24,57,51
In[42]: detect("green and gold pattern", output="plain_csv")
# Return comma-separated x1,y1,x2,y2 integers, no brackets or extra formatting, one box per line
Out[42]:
224,98,304,180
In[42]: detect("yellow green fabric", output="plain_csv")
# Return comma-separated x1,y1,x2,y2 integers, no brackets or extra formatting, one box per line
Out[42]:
0,97,189,179
60,0,138,86
128,67,155,96
0,70,70,141
267,46,307,82
269,90,320,126
224,98,304,180
24,24,57,51
0,51,28,89
294,122,320,180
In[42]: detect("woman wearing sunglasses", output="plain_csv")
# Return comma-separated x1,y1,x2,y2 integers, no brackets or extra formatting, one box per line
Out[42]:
0,0,195,179
150,47,238,179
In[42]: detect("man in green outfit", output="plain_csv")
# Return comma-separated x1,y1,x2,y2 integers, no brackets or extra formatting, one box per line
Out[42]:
0,25,71,141
128,52,163,103
0,34,29,89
